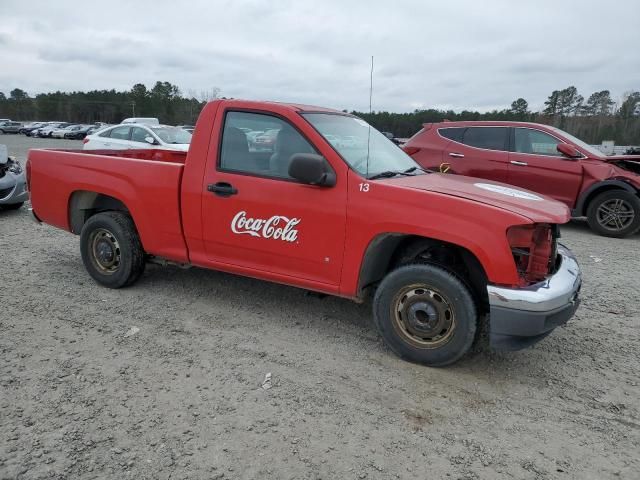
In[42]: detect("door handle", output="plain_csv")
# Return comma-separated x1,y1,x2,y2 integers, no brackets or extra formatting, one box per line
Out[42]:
510,160,528,166
449,152,464,158
207,182,238,197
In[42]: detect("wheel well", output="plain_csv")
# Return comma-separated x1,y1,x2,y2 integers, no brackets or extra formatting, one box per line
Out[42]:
357,234,489,311
577,182,638,216
69,191,129,234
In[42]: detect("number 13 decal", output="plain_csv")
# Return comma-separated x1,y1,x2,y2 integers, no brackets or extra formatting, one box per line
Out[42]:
359,183,370,192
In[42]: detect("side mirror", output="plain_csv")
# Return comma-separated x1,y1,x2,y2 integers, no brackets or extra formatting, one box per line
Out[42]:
557,143,581,159
288,153,336,187
144,136,156,145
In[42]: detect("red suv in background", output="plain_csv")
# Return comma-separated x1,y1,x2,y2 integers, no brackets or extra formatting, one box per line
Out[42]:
403,121,640,237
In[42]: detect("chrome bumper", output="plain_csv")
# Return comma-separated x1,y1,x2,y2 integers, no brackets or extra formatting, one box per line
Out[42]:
487,244,582,350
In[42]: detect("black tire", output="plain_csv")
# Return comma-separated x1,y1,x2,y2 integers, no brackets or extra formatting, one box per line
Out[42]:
373,263,477,367
80,211,145,288
586,190,640,238
0,202,24,210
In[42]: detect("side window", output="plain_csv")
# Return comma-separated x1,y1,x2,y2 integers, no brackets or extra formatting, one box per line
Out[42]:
99,129,112,138
439,127,464,143
109,126,131,140
131,127,150,143
514,128,562,156
220,111,317,179
462,127,508,151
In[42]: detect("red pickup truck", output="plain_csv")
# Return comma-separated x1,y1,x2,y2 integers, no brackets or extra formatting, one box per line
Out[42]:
27,99,582,366
402,121,640,237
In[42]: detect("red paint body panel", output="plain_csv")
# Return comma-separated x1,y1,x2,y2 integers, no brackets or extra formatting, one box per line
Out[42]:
404,121,640,212
27,100,574,297
28,149,189,262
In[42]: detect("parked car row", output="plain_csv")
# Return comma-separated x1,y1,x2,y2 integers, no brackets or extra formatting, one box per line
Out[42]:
23,122,106,139
83,119,192,152
0,118,195,143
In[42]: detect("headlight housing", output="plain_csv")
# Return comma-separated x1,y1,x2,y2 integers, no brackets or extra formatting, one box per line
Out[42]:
7,159,22,174
507,224,558,286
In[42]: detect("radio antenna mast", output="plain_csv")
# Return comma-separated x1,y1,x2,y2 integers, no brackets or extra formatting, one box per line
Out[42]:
366,56,373,178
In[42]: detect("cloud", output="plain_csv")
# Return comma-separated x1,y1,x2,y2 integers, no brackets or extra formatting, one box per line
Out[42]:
0,0,638,112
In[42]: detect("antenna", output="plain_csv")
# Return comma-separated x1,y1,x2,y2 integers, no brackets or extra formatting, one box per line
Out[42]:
366,56,373,178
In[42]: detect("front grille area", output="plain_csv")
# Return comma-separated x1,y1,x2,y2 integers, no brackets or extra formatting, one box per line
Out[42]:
0,186,15,199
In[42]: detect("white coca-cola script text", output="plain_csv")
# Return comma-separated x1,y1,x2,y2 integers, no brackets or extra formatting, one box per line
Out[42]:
231,211,300,242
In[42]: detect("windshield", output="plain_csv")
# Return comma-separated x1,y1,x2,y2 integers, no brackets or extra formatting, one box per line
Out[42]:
302,113,419,178
150,126,192,144
548,126,604,158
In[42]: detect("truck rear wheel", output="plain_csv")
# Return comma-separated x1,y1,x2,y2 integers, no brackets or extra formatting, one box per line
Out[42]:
80,211,145,288
373,264,477,367
586,190,640,238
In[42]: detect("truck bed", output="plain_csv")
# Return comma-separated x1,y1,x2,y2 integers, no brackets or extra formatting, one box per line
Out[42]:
28,148,190,262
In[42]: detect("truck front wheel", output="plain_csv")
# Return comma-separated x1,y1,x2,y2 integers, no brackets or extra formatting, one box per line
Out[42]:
80,212,145,288
373,264,477,366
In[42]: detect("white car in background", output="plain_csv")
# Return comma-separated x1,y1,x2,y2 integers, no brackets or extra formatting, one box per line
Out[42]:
37,122,70,137
51,124,83,138
83,123,192,152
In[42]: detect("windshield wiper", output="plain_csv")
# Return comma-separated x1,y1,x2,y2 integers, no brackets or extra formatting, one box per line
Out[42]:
368,170,404,180
368,166,429,180
402,166,430,174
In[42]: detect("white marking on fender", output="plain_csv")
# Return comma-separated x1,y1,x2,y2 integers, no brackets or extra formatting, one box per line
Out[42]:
474,183,543,201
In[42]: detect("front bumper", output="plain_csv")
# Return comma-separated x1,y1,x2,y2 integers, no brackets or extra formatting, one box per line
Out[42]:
487,244,582,350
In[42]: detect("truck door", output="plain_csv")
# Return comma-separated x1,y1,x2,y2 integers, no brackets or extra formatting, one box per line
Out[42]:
507,127,583,208
200,110,347,287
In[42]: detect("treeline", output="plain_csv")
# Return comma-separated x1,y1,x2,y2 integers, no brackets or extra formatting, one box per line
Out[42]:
355,87,640,145
1,82,639,144
0,81,215,125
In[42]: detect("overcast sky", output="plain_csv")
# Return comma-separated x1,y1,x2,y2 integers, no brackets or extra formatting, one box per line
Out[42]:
1,0,639,113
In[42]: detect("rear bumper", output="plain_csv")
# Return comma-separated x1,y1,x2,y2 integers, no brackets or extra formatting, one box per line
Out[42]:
487,244,582,351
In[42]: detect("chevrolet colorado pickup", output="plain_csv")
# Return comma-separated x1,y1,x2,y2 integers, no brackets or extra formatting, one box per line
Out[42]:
403,121,640,237
27,100,582,366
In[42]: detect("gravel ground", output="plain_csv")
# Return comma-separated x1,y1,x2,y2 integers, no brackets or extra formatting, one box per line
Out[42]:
1,135,639,479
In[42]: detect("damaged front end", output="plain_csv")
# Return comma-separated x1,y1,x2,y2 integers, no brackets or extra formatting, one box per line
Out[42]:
0,149,29,207
604,156,640,176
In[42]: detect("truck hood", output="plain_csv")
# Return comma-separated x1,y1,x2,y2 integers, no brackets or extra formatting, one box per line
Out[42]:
384,173,570,223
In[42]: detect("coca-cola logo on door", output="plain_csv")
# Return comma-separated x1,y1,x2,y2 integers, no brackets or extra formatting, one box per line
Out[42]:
231,211,300,242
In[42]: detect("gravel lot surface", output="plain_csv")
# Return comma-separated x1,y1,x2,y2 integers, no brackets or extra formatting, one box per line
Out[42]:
1,135,639,479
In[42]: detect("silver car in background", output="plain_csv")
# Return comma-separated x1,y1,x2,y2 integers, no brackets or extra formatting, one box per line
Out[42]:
0,145,28,210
